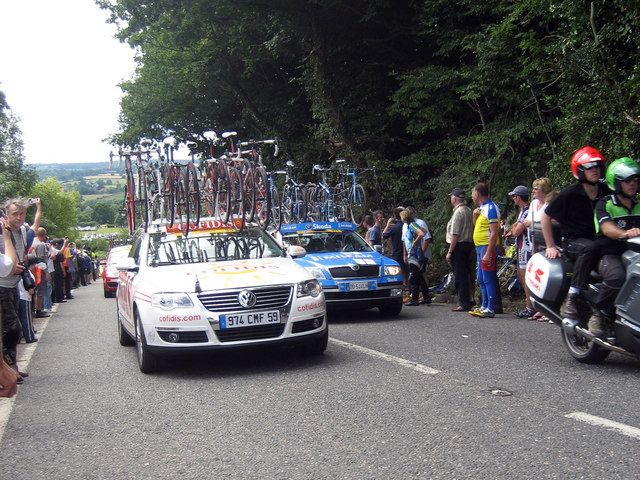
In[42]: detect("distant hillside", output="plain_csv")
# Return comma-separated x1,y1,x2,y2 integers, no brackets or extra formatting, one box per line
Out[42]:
30,162,126,182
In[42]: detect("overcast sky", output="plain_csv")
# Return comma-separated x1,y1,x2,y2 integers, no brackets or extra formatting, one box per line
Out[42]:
0,0,136,164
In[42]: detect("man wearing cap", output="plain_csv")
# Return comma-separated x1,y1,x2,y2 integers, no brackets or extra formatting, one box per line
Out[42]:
446,188,474,311
509,185,534,318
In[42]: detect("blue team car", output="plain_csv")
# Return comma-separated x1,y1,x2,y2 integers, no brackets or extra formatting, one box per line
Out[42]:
279,222,404,316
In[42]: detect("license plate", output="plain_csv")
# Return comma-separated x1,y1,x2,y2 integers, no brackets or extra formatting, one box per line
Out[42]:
340,281,376,292
220,310,280,329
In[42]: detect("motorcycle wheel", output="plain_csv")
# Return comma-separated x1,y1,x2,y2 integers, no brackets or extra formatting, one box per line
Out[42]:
560,328,610,364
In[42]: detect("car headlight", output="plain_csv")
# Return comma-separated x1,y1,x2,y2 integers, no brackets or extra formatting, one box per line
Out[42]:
105,266,119,277
297,279,321,298
308,267,326,280
384,265,401,276
151,293,194,310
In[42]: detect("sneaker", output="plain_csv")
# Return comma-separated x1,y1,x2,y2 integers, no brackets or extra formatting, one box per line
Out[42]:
468,306,483,317
588,311,605,337
419,296,431,305
35,311,51,318
405,300,420,306
514,308,535,319
560,294,579,318
475,308,495,318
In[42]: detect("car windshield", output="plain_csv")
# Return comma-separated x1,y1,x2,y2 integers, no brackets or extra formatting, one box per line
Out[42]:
282,230,372,253
147,227,284,266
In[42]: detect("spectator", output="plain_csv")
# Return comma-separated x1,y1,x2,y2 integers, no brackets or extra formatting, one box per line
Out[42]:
401,209,429,306
470,183,501,318
509,185,534,319
446,188,475,312
363,215,374,244
18,268,36,343
43,236,55,311
521,177,554,321
383,207,408,291
368,210,383,250
0,216,19,397
29,227,51,318
83,250,92,285
0,198,39,383
402,206,432,303
52,238,68,304
63,240,75,299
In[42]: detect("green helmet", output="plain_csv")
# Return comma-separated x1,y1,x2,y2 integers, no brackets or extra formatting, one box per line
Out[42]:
606,157,640,193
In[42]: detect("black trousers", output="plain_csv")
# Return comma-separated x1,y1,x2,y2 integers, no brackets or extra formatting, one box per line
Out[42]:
450,241,474,309
595,254,626,314
409,261,429,301
54,270,65,302
1,286,22,367
563,237,599,291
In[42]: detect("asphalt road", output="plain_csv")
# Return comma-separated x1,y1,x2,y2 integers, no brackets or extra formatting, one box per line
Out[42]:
2,282,640,479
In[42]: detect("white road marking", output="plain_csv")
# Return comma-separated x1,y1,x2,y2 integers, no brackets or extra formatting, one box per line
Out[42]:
565,412,640,440
0,313,52,444
330,338,440,375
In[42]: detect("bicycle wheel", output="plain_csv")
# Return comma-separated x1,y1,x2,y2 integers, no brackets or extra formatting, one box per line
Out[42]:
174,169,189,235
254,166,271,230
349,184,367,226
137,167,148,231
228,166,245,230
146,169,160,223
306,185,320,221
281,183,293,224
202,163,216,217
186,162,200,227
270,184,281,231
294,185,307,222
162,167,175,227
125,168,136,235
240,159,255,224
215,160,231,224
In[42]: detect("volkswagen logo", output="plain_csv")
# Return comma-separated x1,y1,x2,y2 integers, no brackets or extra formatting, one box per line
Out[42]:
238,290,257,308
350,264,360,271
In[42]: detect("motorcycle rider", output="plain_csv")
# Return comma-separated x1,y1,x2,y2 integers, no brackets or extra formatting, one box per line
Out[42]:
590,157,640,336
541,146,608,319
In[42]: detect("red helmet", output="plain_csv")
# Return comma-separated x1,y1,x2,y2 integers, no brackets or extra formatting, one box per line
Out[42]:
571,146,605,181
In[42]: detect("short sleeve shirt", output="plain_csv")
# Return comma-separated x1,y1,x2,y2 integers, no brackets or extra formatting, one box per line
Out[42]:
545,183,606,240
368,225,381,246
595,194,640,255
473,200,500,246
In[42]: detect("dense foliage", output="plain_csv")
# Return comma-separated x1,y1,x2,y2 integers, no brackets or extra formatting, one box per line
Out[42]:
0,90,37,200
99,0,640,247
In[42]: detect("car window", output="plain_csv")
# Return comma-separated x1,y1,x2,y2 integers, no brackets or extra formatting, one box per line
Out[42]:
147,227,284,266
129,238,143,265
282,231,372,253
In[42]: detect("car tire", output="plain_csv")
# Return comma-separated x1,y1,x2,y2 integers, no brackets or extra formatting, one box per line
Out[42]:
135,310,159,373
117,304,135,346
297,327,328,356
379,300,403,317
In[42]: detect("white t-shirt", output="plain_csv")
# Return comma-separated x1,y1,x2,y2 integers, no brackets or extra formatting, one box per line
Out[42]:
525,198,546,223
0,253,14,277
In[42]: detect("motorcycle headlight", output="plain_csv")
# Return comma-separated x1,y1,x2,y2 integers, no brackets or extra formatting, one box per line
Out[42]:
297,279,321,298
308,267,326,280
384,265,401,276
151,293,194,310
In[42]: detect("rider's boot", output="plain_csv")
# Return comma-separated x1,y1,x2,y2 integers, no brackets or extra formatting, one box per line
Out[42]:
588,311,605,337
560,293,580,319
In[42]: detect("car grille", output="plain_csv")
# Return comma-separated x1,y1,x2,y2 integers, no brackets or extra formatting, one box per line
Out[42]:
329,265,380,279
324,289,392,300
197,286,293,313
215,324,285,343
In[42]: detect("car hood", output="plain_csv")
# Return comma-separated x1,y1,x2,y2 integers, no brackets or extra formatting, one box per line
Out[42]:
140,257,310,293
295,251,391,268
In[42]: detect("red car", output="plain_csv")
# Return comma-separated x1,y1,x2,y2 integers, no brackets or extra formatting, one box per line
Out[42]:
103,245,131,298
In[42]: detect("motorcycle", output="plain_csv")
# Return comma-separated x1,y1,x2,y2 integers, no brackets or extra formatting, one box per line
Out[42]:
525,237,640,363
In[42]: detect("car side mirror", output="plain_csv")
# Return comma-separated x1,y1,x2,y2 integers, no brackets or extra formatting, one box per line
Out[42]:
116,257,139,272
287,245,307,258
373,245,383,253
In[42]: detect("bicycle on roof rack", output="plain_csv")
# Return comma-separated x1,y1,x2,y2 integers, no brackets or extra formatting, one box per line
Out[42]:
307,164,336,222
239,138,279,231
281,160,308,224
332,159,371,227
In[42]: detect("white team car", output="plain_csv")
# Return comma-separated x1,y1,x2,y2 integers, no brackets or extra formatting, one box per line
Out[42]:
116,219,327,373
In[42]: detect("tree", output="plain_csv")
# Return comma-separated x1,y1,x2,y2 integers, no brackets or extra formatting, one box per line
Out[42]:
31,178,80,238
92,201,116,225
0,89,37,199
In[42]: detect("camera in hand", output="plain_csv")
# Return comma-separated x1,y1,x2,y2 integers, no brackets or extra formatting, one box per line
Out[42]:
20,263,35,290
